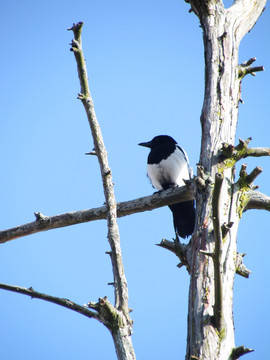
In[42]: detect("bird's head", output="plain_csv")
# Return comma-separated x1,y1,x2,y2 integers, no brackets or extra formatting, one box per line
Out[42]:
138,135,176,149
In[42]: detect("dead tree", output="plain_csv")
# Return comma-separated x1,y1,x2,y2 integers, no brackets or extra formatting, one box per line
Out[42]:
1,2,270,359
181,0,269,359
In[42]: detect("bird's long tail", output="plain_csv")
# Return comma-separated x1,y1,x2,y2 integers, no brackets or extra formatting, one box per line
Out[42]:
169,200,195,238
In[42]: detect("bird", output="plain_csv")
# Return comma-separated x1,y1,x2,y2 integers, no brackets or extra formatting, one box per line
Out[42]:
138,135,195,238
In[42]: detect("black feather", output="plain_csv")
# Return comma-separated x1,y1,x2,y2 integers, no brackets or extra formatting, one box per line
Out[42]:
139,135,195,238
169,201,195,238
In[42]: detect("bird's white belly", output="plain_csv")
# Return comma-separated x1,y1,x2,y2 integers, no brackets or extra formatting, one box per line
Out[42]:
147,149,190,190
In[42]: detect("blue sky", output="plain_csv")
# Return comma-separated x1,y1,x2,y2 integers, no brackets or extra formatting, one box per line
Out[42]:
1,1,270,359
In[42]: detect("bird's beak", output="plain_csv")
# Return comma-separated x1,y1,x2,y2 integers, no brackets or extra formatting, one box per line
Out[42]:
138,141,152,148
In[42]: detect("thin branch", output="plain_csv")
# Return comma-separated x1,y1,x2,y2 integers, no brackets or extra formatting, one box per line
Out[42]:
69,22,130,318
244,190,270,212
246,147,270,157
0,184,195,244
236,164,263,190
0,283,129,333
235,253,251,278
68,22,90,96
0,283,100,321
238,57,264,78
239,163,248,178
230,345,254,359
246,166,263,185
235,138,268,155
212,172,224,332
236,166,266,218
240,57,257,67
68,22,136,359
157,237,189,271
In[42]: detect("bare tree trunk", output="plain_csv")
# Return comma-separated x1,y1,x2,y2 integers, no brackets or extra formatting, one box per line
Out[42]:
185,1,267,359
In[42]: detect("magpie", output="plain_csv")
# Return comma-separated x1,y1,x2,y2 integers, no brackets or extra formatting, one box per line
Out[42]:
139,135,195,238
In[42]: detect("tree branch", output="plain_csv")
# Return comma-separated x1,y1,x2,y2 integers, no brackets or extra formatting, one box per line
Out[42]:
85,296,130,332
235,253,251,278
230,345,254,359
246,166,263,185
238,57,264,78
68,22,137,359
0,283,133,334
0,283,101,321
212,172,224,332
220,137,270,168
244,190,270,212
227,0,267,43
157,237,190,271
236,164,263,191
0,184,195,244
68,22,132,335
236,165,267,218
68,22,90,96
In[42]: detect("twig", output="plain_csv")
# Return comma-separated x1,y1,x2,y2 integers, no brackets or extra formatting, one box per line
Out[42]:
0,184,195,244
0,283,128,332
68,22,89,96
0,283,100,321
246,147,270,157
157,238,189,271
230,345,254,359
239,163,247,178
240,57,256,67
235,253,251,279
238,57,264,78
246,166,263,185
212,172,224,332
237,164,263,190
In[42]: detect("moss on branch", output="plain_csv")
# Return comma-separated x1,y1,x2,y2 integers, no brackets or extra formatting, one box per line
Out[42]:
230,345,254,359
220,137,270,169
238,57,264,79
86,297,128,332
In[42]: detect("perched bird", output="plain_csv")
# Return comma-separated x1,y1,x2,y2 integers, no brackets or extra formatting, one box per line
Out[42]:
139,135,195,238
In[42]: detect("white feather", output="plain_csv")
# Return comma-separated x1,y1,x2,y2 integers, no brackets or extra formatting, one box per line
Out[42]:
147,147,190,190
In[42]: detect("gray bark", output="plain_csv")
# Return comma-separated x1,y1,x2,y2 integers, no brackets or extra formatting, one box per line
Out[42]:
185,1,267,359
0,183,195,244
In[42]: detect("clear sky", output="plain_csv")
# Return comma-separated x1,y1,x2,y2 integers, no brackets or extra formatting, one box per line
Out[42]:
1,1,270,359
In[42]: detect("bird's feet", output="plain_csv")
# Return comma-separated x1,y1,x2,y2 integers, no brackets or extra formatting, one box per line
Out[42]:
169,184,179,189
